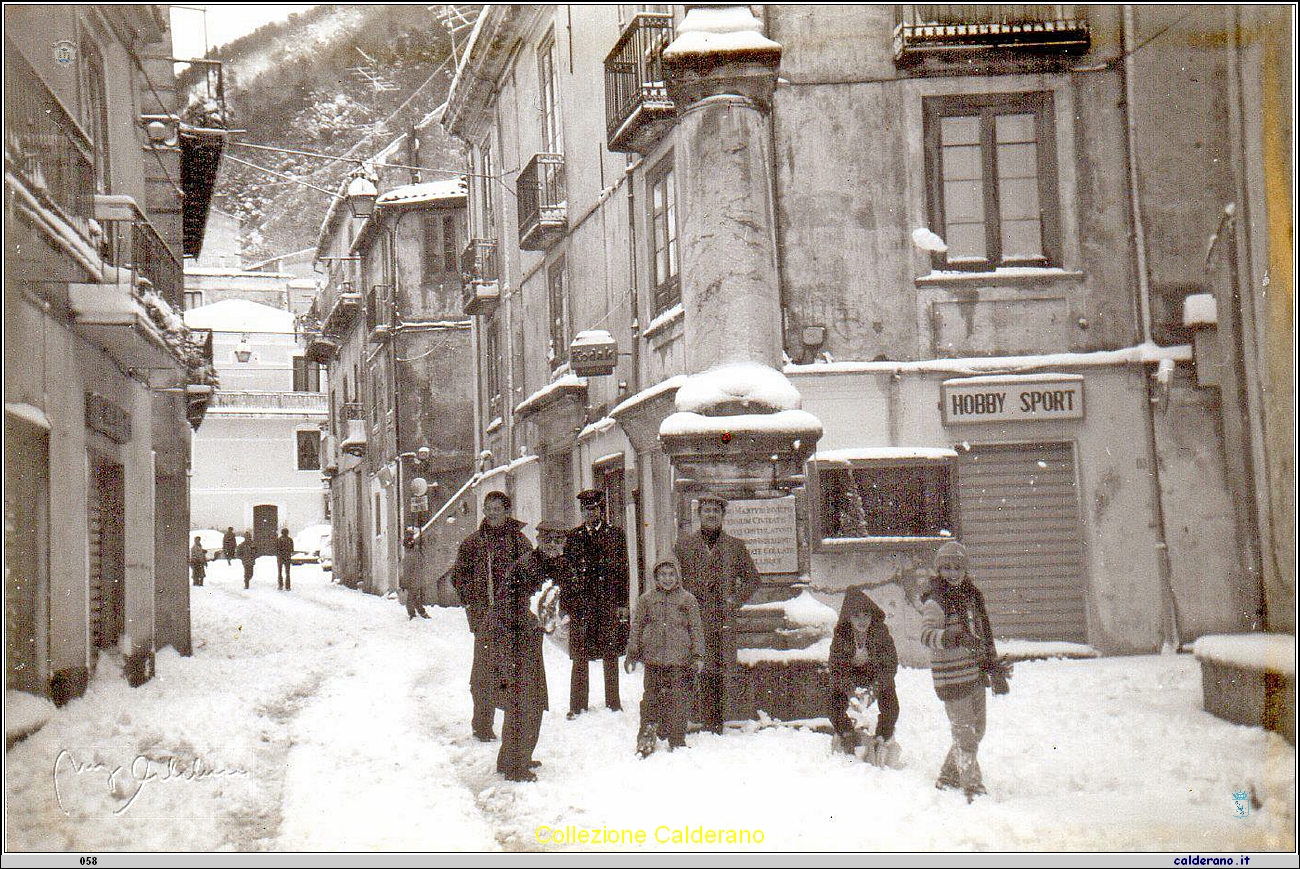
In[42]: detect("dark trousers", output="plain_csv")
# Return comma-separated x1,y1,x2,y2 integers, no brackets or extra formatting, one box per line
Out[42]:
497,704,543,774
242,562,255,588
568,617,620,712
224,547,236,565
277,556,291,588
829,678,900,741
469,627,499,737
405,584,427,617
696,670,725,732
191,563,205,586
640,665,691,745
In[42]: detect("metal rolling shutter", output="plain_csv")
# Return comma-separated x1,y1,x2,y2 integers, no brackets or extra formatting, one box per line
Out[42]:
957,442,1087,642
88,473,107,648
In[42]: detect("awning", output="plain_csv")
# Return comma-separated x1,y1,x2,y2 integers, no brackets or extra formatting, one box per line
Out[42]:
179,126,227,258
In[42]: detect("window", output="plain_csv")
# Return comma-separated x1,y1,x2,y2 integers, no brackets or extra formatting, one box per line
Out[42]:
547,257,569,368
538,29,563,154
485,315,502,417
924,92,1059,271
480,142,496,238
296,430,321,471
293,357,322,392
422,212,443,279
648,157,679,314
814,459,954,542
78,36,110,194
375,492,383,536
184,291,204,310
442,214,458,276
370,363,383,423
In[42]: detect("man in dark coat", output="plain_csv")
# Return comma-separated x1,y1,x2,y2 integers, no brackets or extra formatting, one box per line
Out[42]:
673,493,760,733
489,519,566,782
236,530,257,589
222,527,238,565
450,490,533,742
275,528,294,590
562,488,630,717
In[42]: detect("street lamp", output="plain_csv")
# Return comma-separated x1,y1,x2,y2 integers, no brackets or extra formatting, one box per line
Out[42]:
346,174,378,219
233,334,253,363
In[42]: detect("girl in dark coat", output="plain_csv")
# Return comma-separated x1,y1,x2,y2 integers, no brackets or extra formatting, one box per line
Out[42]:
828,586,900,764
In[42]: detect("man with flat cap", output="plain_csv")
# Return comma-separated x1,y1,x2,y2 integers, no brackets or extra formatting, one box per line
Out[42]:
562,488,630,717
674,493,760,734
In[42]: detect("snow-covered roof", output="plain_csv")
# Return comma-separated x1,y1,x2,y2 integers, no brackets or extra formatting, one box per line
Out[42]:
571,329,615,347
659,409,823,440
675,362,802,415
184,298,296,333
377,177,467,206
1193,633,1295,677
610,374,687,419
814,447,958,463
663,5,781,61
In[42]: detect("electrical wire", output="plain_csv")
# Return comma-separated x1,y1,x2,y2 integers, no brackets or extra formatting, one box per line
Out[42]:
224,154,345,197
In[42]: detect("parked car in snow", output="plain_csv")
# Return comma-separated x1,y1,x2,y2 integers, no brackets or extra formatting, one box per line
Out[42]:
292,524,333,564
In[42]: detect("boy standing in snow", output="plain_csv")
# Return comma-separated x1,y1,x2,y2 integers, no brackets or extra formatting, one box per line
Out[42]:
828,586,900,764
625,559,705,754
236,531,257,589
189,537,207,587
921,540,1010,800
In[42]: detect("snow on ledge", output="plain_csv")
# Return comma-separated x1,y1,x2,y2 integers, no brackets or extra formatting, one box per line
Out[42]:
659,409,823,439
643,303,684,338
477,454,540,486
610,374,687,419
377,178,467,206
675,362,803,414
663,6,781,60
1183,293,1218,328
737,637,831,666
577,416,616,442
1193,633,1296,677
994,639,1101,660
815,447,958,463
785,343,1193,377
514,373,585,417
744,589,838,629
941,373,1084,387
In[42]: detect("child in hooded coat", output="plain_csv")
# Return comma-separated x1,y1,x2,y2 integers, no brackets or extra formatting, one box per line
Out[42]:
828,586,900,761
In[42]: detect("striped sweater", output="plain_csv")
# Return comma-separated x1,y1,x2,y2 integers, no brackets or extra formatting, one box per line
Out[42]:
920,577,995,700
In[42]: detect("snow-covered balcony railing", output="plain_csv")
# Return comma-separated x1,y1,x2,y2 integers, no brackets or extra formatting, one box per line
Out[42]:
365,284,395,342
893,4,1090,63
516,152,566,251
95,195,185,311
460,238,500,315
208,391,329,413
604,12,676,154
4,37,96,244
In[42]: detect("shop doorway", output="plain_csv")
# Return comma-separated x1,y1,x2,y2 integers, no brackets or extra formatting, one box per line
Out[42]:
6,418,49,692
957,442,1087,642
89,457,125,650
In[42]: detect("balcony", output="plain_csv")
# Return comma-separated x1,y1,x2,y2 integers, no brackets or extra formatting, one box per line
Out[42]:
95,195,185,311
322,282,362,336
4,38,95,246
340,402,367,457
209,391,329,414
605,12,676,154
460,238,500,315
894,5,1090,64
304,332,338,363
366,284,395,342
516,153,566,251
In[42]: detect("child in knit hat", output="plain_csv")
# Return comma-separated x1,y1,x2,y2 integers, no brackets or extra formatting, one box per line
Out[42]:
828,586,901,766
920,539,1010,801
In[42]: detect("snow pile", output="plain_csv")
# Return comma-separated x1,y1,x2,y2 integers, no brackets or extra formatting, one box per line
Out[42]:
659,409,823,440
5,690,56,746
1193,633,1296,677
912,227,948,253
737,637,832,666
745,589,838,630
674,362,802,415
1183,293,1218,328
577,416,617,442
663,5,781,60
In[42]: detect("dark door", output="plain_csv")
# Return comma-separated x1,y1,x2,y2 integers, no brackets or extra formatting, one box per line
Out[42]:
89,458,125,650
6,419,49,692
253,504,278,556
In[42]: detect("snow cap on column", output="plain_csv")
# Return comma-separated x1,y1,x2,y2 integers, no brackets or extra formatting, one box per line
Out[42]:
662,5,781,62
674,361,802,416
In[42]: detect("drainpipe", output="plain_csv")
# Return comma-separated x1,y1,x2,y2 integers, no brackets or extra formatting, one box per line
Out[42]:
1122,5,1180,652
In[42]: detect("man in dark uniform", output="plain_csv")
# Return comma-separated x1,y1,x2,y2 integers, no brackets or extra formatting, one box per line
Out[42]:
562,488,629,718
450,490,533,742
674,493,760,734
490,518,568,781
275,528,294,590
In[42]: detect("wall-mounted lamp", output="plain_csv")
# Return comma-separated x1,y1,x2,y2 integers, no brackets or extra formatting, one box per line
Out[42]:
233,334,253,363
347,174,378,219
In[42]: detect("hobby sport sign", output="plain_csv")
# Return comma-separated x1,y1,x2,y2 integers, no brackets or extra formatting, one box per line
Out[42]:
941,375,1085,424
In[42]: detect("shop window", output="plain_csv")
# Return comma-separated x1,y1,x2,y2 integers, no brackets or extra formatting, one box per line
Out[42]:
293,357,321,392
924,92,1059,271
296,430,321,471
648,155,679,315
813,459,954,543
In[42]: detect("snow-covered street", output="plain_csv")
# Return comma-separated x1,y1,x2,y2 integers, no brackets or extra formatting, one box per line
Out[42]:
6,559,1294,852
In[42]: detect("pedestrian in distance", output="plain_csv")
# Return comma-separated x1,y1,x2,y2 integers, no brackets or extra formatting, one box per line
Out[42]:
828,586,901,767
921,539,1012,802
236,530,257,589
189,536,207,587
489,518,567,782
625,559,705,756
222,526,238,565
275,528,294,590
673,493,760,734
450,490,533,743
562,488,630,718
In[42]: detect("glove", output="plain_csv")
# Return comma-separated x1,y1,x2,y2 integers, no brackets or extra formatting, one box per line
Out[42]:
982,656,1013,695
944,627,978,650
624,658,639,674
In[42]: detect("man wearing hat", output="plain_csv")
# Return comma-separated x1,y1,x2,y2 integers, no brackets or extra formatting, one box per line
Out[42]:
562,488,630,717
674,493,760,734
488,518,569,781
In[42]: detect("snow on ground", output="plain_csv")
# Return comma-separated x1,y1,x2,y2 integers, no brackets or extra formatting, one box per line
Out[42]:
6,559,1294,852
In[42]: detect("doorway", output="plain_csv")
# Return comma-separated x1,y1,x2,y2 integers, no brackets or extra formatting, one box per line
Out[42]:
253,504,279,556
89,457,125,650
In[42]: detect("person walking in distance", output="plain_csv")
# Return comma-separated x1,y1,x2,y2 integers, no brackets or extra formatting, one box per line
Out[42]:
222,526,238,565
236,530,257,589
189,536,207,587
673,493,760,734
562,488,630,717
450,490,533,742
275,528,294,591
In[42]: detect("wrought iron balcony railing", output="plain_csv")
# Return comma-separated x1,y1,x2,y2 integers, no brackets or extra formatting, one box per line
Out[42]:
516,153,566,251
4,39,95,242
604,12,676,153
460,238,500,315
210,391,329,413
894,4,1090,63
95,195,185,311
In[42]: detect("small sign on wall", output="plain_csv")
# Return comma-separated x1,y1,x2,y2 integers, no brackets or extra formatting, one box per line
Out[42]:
941,375,1084,425
715,495,798,574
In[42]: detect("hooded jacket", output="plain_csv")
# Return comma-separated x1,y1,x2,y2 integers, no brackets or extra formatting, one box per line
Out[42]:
828,587,898,694
451,517,532,633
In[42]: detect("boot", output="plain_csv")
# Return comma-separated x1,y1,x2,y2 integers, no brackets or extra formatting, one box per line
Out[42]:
880,737,903,769
636,723,658,758
831,730,858,756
